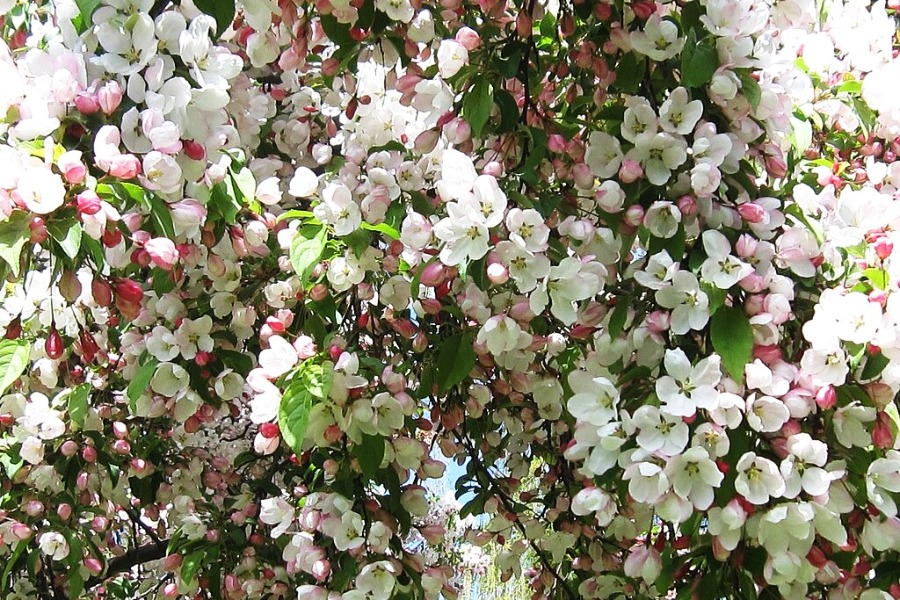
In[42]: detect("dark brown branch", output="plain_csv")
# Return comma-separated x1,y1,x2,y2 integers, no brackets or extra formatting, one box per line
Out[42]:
84,541,168,591
149,0,172,19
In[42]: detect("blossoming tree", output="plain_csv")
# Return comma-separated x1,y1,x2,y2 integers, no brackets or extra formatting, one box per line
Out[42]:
0,0,898,598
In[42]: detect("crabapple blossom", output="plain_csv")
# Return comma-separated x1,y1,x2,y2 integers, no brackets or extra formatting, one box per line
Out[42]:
0,0,897,597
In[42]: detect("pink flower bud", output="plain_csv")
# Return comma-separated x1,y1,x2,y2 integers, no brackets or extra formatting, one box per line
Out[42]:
646,310,670,333
572,163,594,188
98,81,124,115
112,421,128,439
59,270,82,302
618,158,643,183
548,134,567,153
623,204,644,227
419,261,447,287
395,73,423,94
312,559,331,581
455,26,481,50
57,503,73,520
58,150,87,184
765,152,788,179
162,554,183,572
310,283,328,302
182,140,206,161
873,412,895,448
74,92,99,114
29,216,48,244
815,385,837,410
516,9,532,37
130,458,150,475
412,331,428,353
11,522,32,540
738,202,766,223
114,278,144,304
444,118,471,144
874,236,893,260
739,272,766,293
420,298,442,315
144,237,179,271
111,439,131,455
509,301,534,321
92,515,109,532
107,154,141,179
676,195,698,217
486,262,508,285
84,558,104,576
414,129,440,154
735,234,758,258
76,191,102,216
631,0,657,20
482,161,503,177
60,440,79,457
24,500,44,517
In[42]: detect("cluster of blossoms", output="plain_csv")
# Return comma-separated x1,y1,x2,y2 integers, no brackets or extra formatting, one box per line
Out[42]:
0,0,897,598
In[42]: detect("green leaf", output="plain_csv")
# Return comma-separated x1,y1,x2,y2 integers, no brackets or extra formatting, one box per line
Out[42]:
361,221,399,240
710,306,754,381
701,283,728,316
0,451,22,478
0,339,30,397
68,383,91,430
864,268,889,290
210,182,241,225
861,351,889,381
0,211,32,277
837,79,862,95
494,89,520,134
290,224,327,285
230,167,256,204
343,229,372,258
0,541,26,591
151,267,176,296
614,52,643,94
218,350,254,376
681,32,718,88
127,355,159,411
148,196,176,240
790,116,812,155
74,0,101,29
680,1,703,32
47,218,83,260
356,433,385,478
435,332,476,393
607,301,629,338
193,0,235,38
67,561,85,598
181,549,204,583
739,71,762,110
463,79,494,138
279,363,332,454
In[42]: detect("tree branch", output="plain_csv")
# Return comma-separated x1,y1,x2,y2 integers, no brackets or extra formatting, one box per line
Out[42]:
449,428,580,600
84,541,169,591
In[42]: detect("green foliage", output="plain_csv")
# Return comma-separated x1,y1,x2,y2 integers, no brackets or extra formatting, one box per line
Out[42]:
290,223,328,286
279,361,332,454
194,0,236,38
710,305,754,380
0,339,30,397
0,211,31,277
